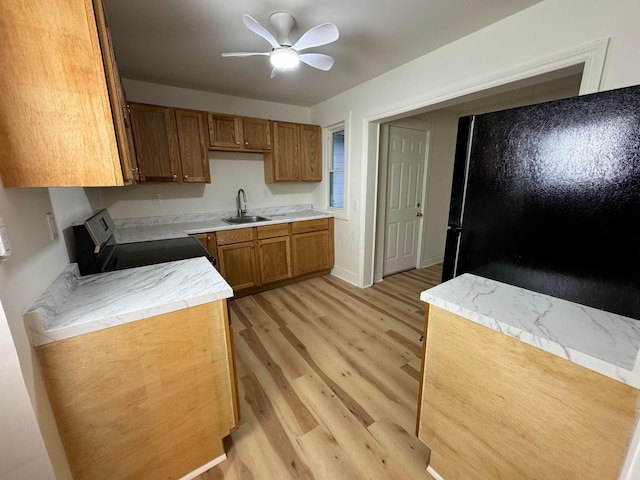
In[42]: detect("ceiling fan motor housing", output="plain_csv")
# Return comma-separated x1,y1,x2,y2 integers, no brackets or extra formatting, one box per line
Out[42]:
269,12,295,46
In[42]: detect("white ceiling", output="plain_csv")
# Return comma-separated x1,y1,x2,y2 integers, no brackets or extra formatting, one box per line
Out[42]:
104,0,541,107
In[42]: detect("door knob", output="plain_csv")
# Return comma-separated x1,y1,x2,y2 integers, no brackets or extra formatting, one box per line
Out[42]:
417,212,423,217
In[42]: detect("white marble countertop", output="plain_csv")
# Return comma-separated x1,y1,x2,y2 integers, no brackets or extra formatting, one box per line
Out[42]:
421,273,640,388
24,257,233,346
114,206,333,244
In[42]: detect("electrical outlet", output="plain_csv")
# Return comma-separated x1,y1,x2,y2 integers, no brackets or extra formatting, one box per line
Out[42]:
45,212,59,240
152,193,161,205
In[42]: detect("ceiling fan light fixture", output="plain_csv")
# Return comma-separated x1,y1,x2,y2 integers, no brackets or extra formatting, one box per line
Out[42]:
270,48,299,69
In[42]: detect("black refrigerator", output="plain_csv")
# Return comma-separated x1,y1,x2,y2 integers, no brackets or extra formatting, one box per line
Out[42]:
442,84,640,320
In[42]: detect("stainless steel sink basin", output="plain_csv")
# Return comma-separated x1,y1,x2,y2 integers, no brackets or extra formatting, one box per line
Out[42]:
223,215,271,225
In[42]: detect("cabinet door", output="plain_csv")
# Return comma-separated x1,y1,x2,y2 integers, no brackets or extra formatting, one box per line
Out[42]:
0,0,128,187
242,117,271,150
130,103,181,183
218,241,259,290
93,0,138,184
258,236,292,284
192,233,219,270
271,122,300,181
175,109,210,183
291,231,332,275
299,124,322,181
208,113,242,149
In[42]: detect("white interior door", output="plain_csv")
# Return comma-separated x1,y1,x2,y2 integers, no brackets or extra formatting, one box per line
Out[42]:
383,126,427,276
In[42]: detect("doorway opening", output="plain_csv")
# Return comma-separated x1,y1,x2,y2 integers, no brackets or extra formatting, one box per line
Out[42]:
374,65,584,282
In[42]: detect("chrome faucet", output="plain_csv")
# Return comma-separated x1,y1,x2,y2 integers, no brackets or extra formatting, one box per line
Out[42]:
237,188,247,217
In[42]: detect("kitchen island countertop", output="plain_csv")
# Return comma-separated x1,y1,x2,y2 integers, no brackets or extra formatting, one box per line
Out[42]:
421,273,640,388
24,257,231,346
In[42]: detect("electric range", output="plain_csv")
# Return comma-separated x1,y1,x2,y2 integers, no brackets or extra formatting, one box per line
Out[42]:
72,209,215,276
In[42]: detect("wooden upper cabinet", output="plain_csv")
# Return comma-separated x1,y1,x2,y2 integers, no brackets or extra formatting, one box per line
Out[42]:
208,114,242,149
242,117,271,150
264,121,322,183
129,103,210,184
175,109,210,183
93,0,138,184
299,124,322,182
130,103,181,183
0,0,133,187
207,114,271,152
266,122,300,182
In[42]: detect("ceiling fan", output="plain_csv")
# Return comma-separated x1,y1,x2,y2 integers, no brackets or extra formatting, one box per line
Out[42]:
222,13,339,78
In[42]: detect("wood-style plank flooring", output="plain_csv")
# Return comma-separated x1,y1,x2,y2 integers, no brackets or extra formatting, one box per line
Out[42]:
197,264,442,480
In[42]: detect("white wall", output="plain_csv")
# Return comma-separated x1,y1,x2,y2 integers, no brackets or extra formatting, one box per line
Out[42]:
0,185,89,479
310,0,640,287
100,81,318,219
0,300,56,480
413,110,459,268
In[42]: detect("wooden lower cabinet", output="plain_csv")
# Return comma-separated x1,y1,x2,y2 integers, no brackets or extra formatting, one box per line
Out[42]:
292,230,331,275
36,300,238,480
417,305,640,480
256,223,291,285
199,218,333,296
215,228,258,290
218,241,259,290
291,218,334,276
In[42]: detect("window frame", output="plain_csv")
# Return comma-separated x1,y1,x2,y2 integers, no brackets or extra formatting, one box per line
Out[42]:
325,122,348,220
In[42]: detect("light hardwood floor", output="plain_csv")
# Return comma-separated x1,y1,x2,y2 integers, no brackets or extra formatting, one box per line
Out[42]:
197,264,442,480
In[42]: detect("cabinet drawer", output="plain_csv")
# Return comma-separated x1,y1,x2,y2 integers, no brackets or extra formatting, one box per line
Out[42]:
291,218,329,234
216,228,254,245
257,223,289,239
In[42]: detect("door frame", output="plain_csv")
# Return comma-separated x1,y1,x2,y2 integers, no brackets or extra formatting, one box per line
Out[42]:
368,39,608,286
375,121,431,282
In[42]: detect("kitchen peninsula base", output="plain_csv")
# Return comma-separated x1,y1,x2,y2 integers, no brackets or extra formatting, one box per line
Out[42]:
35,300,238,480
417,275,640,480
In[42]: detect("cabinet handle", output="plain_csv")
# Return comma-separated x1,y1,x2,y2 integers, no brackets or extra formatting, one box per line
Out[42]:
172,174,177,180
236,141,240,145
184,175,189,179
245,141,249,145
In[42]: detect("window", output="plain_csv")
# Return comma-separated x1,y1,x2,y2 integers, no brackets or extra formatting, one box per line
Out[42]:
327,125,345,212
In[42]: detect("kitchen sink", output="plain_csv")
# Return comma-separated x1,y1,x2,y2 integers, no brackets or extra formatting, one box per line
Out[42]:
223,215,271,225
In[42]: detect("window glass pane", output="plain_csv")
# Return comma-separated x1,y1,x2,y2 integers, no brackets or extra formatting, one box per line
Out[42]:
330,171,344,208
329,128,345,209
332,130,345,170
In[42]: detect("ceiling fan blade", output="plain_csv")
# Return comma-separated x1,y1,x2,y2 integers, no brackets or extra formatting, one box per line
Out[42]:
270,66,285,78
221,52,270,57
298,53,335,71
292,23,339,51
242,14,280,49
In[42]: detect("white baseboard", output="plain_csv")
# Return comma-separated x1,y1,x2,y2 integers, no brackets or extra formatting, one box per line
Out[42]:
178,453,227,480
427,465,445,480
330,266,360,286
420,255,444,269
